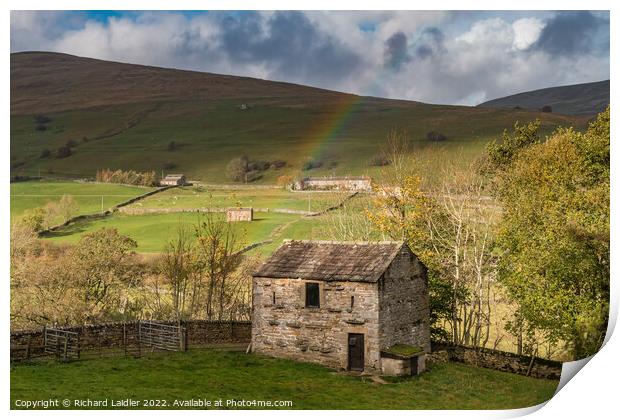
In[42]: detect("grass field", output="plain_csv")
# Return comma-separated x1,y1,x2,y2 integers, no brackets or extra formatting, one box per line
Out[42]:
42,211,301,253
126,185,349,213
10,181,155,221
11,53,587,184
10,348,558,410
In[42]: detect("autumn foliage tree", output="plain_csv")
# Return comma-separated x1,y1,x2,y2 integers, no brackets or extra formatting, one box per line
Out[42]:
486,107,610,359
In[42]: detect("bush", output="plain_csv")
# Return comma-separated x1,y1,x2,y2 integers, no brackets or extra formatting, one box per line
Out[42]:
35,124,47,132
276,174,294,187
541,105,552,113
39,149,51,159
369,154,390,166
426,131,447,141
226,156,250,182
167,141,177,151
270,160,287,169
302,159,323,171
56,146,72,159
65,139,78,148
33,115,51,124
163,162,177,170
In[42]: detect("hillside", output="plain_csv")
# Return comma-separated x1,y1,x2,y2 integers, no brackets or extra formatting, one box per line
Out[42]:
478,80,609,116
10,52,587,183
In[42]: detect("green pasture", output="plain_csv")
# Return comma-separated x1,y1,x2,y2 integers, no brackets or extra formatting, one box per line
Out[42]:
10,181,155,221
10,348,558,410
10,99,584,184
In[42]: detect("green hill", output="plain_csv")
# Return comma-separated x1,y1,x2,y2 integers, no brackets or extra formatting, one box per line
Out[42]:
478,80,609,116
11,52,587,183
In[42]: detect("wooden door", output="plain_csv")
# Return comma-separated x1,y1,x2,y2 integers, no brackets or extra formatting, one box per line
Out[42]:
348,333,365,371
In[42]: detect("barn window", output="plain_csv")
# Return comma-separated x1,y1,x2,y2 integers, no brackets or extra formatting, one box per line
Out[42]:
272,291,276,305
305,282,320,308
350,296,355,309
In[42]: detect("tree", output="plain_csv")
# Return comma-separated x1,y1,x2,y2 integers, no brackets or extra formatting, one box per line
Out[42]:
56,146,72,159
69,228,141,322
487,108,609,359
194,213,246,320
226,156,250,182
58,195,79,222
160,226,199,321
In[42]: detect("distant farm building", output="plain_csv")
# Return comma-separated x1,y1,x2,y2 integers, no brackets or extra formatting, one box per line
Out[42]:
252,240,430,375
160,174,187,186
293,176,372,192
226,207,253,222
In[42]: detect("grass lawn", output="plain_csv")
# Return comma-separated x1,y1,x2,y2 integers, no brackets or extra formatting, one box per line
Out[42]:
10,181,155,221
10,348,558,410
43,211,300,253
127,186,349,213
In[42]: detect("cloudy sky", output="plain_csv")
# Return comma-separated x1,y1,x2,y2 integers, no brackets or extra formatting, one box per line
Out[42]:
11,10,610,105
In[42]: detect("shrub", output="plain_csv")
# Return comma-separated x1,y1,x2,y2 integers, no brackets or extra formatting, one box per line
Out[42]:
65,139,78,148
35,124,47,132
39,149,51,159
226,156,250,182
56,146,72,159
369,154,390,166
270,160,287,169
276,174,294,187
302,159,323,171
33,115,51,124
163,162,177,170
426,131,447,141
167,141,177,151
541,105,552,113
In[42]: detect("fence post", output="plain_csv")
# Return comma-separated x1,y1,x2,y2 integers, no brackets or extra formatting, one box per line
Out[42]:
123,322,127,357
63,335,69,361
26,335,32,360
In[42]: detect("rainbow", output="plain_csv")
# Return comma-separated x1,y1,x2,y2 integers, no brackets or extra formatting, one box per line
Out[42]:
300,94,366,166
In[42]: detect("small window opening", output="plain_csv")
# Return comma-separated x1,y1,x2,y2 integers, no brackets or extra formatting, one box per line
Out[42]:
305,282,320,308
350,296,355,309
272,291,276,305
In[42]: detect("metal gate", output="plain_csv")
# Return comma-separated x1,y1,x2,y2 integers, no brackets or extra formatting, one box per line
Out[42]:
44,327,80,361
138,321,186,352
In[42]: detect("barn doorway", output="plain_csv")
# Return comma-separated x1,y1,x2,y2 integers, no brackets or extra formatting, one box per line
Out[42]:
347,333,364,371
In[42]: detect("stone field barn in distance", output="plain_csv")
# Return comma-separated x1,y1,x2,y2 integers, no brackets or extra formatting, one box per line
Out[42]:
226,207,253,222
159,174,187,186
251,240,430,375
294,176,372,191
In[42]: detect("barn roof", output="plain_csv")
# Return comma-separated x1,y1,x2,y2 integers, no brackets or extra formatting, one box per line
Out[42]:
163,174,185,179
253,240,407,282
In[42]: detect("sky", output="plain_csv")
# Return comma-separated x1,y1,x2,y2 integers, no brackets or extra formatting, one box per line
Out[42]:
10,10,610,105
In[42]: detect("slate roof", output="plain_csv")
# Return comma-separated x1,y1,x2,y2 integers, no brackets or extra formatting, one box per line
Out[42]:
253,240,407,282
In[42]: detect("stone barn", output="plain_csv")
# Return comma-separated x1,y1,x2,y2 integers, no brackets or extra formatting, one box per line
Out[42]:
251,240,430,375
226,207,253,222
160,174,186,186
294,176,372,192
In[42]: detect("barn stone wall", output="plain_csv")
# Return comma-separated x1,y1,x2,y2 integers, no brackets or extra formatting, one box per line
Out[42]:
378,248,431,353
226,208,253,222
296,177,372,192
252,277,381,372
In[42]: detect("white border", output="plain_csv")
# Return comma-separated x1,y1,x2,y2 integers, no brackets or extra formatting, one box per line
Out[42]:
2,2,617,419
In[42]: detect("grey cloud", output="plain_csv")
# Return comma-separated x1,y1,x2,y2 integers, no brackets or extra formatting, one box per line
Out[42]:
217,11,363,85
383,31,410,70
533,11,609,56
414,27,444,59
